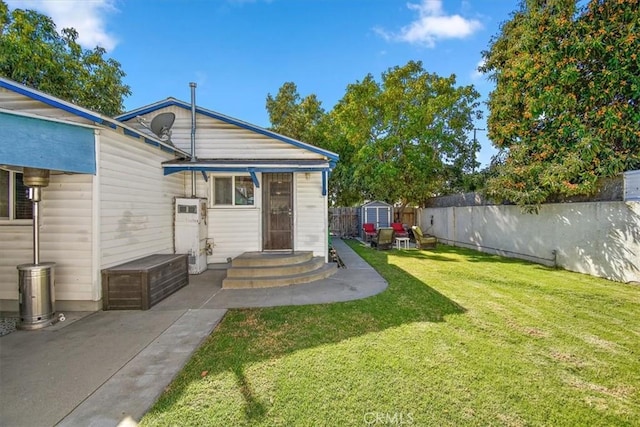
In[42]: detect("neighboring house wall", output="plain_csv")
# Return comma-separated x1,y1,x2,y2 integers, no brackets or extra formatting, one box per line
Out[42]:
99,130,184,269
420,201,640,283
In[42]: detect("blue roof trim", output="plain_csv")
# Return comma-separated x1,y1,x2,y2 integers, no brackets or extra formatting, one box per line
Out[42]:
322,170,328,196
117,99,339,162
144,138,160,147
123,128,138,138
249,170,260,188
0,79,104,124
0,77,189,157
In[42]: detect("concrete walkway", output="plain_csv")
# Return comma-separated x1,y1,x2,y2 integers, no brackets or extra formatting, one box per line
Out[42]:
0,239,386,427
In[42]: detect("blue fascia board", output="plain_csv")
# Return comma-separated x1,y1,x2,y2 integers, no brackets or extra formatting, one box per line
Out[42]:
0,79,104,124
118,98,339,162
0,78,187,157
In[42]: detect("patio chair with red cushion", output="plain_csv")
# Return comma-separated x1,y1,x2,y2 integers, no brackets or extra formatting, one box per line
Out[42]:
362,223,377,242
391,222,408,238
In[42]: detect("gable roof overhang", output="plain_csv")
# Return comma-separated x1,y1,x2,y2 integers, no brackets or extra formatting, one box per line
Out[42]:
117,98,339,164
0,78,191,159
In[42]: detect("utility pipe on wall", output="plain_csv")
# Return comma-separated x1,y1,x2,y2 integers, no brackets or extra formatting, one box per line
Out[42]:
190,82,197,197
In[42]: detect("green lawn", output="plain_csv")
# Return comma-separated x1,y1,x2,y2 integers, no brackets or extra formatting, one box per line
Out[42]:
141,241,640,426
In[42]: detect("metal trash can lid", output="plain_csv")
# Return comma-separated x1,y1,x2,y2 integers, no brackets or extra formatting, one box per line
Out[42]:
17,262,56,271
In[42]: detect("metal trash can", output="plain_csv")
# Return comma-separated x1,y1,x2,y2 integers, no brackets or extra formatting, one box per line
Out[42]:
17,262,56,330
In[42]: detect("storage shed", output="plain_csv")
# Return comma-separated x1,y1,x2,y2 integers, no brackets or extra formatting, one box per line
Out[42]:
359,201,392,239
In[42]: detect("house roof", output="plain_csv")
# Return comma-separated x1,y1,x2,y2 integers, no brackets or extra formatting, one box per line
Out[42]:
116,98,339,164
0,77,191,158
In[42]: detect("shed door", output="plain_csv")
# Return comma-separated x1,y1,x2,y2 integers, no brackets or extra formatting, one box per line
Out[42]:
263,173,293,250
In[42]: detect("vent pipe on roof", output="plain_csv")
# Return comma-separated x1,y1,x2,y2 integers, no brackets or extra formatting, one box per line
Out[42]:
190,82,197,197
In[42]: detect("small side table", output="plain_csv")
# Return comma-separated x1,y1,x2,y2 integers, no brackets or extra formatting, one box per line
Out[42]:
395,237,410,250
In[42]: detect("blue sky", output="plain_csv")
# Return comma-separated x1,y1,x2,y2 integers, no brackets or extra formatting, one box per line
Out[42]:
7,0,518,166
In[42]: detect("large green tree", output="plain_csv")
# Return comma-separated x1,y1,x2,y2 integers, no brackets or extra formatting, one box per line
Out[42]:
481,0,640,207
327,60,481,208
266,82,326,145
0,1,130,116
265,62,481,207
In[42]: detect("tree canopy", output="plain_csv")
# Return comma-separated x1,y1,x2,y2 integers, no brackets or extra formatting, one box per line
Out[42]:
266,61,482,208
266,82,326,145
481,0,640,207
0,1,130,116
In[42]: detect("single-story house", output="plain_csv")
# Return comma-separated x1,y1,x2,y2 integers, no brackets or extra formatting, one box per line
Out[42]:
0,78,338,312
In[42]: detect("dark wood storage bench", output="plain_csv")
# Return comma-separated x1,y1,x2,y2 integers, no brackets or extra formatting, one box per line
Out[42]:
101,254,189,310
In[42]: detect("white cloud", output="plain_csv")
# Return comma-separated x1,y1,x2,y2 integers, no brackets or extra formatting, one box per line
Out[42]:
471,58,486,81
380,0,482,47
6,0,119,51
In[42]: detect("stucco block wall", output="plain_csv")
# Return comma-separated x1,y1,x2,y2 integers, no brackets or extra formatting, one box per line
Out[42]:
421,201,639,283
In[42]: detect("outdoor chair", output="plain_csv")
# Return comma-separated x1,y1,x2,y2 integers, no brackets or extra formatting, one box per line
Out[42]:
371,227,395,250
411,225,437,249
362,223,377,242
391,222,408,238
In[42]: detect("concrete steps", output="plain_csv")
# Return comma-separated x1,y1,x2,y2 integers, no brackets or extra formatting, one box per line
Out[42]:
222,251,337,289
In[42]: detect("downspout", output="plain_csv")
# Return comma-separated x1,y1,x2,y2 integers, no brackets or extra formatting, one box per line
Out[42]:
190,82,197,197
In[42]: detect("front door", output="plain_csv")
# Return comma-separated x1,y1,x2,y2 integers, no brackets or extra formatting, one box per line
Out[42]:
263,173,293,250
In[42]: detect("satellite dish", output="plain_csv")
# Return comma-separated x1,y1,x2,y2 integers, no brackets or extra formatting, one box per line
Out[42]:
150,112,175,141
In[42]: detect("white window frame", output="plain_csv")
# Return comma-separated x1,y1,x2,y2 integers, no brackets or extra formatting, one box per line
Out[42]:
0,170,32,224
209,174,256,208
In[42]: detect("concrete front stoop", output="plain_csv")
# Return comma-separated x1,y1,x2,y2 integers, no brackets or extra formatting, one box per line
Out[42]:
222,251,337,289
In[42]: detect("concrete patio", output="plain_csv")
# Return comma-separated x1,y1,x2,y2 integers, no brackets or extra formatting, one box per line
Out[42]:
0,238,387,427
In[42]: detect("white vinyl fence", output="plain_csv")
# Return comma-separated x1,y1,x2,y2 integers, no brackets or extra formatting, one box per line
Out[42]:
420,201,640,284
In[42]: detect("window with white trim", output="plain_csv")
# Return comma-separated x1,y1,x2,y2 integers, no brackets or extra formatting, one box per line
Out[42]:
0,170,33,220
212,175,255,206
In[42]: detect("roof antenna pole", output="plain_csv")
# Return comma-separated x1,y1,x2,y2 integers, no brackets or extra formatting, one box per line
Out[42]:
190,82,197,197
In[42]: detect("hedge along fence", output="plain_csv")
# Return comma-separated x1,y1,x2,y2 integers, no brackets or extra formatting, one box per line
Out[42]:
419,184,639,284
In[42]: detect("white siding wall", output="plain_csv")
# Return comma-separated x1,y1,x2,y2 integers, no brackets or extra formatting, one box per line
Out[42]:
207,208,261,263
122,107,334,263
0,174,94,304
99,131,184,268
295,172,328,259
40,174,94,301
0,225,32,301
127,107,321,160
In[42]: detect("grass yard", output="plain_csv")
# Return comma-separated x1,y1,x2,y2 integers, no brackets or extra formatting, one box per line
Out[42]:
141,241,640,426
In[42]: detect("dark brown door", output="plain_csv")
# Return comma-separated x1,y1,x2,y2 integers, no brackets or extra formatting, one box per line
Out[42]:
263,173,293,250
